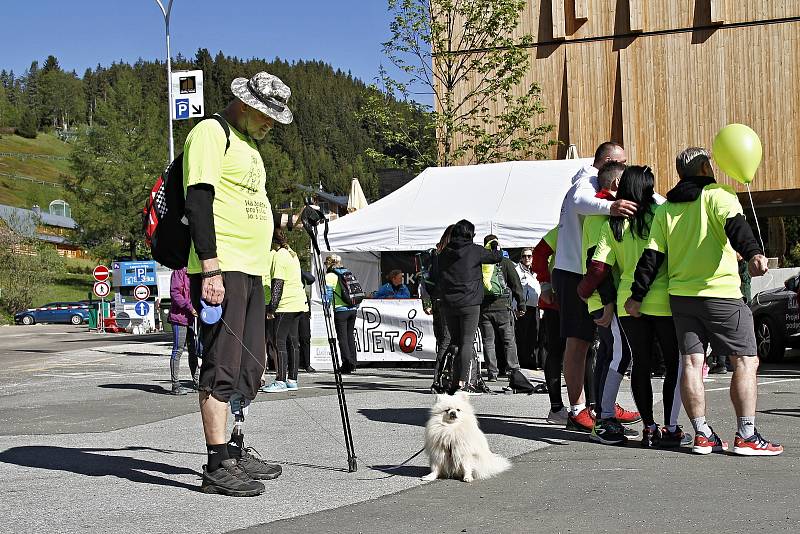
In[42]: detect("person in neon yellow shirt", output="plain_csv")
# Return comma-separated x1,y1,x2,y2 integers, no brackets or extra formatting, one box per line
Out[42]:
262,230,309,393
626,147,781,456
183,72,299,496
579,165,686,448
578,162,641,444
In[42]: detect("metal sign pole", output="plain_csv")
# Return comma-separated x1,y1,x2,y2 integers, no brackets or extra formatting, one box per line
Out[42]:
154,0,176,164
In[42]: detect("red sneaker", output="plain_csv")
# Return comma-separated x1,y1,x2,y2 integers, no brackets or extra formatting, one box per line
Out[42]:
732,430,783,456
566,408,595,432
614,403,642,425
692,430,728,455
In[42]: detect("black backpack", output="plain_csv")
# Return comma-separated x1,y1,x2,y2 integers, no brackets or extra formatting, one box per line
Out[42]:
143,115,230,269
331,267,365,307
509,368,548,394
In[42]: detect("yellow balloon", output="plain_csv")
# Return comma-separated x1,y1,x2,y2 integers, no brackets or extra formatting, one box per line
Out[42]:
712,124,762,185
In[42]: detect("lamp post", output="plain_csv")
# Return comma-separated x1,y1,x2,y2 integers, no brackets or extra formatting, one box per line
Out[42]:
154,0,175,164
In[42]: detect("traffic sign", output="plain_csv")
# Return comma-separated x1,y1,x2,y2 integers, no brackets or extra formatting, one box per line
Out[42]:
93,281,110,298
171,70,204,120
134,301,150,317
133,285,150,301
93,265,110,282
115,312,131,329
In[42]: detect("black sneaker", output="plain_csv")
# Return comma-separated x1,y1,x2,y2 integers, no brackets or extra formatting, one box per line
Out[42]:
236,447,282,480
486,373,497,382
201,459,265,497
590,418,627,445
708,363,727,375
659,425,692,448
303,366,316,373
641,426,661,448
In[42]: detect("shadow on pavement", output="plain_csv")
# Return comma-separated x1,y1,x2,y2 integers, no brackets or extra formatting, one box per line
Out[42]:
98,383,172,395
360,464,429,479
316,381,432,395
759,408,800,418
0,445,201,491
275,460,349,473
358,407,588,445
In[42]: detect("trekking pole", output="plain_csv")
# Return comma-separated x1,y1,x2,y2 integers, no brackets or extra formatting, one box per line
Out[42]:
302,202,358,472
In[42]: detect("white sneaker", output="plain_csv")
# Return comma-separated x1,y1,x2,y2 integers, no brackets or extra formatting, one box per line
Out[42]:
546,408,569,425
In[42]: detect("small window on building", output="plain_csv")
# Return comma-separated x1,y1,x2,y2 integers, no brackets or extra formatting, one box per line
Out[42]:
49,200,71,218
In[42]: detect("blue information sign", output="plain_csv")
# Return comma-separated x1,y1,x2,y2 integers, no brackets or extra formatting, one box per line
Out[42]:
134,301,150,317
114,261,157,287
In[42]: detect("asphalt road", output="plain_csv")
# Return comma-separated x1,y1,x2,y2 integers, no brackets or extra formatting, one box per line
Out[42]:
1,324,799,533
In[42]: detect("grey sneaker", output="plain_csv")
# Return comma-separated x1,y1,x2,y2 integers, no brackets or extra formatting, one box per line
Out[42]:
201,458,265,496
237,447,282,480
171,385,192,396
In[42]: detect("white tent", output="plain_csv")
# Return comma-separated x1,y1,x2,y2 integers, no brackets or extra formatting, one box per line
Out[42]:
317,158,592,293
324,158,591,253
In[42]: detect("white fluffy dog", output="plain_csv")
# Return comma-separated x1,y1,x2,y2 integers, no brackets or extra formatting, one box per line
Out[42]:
422,392,511,483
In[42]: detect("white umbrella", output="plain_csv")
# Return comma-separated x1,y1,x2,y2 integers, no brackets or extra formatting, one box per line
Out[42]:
347,178,369,212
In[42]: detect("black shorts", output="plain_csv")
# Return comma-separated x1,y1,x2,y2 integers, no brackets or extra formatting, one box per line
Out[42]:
670,295,757,357
191,272,266,402
552,268,596,342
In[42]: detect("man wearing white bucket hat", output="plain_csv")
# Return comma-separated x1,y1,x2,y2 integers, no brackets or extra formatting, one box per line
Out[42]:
183,71,297,496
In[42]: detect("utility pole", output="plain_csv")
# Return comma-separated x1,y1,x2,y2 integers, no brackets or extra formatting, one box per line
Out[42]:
154,0,175,164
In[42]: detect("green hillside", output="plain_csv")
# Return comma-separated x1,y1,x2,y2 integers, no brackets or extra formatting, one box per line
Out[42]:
0,132,75,207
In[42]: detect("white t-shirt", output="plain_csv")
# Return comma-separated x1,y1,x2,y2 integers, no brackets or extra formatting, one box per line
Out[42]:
515,263,540,307
554,164,612,274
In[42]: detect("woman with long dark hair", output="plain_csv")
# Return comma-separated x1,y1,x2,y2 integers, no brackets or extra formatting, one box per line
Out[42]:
426,224,456,393
578,165,686,447
261,229,308,392
437,219,503,394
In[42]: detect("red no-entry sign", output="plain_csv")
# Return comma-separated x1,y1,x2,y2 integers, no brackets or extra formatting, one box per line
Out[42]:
93,265,110,282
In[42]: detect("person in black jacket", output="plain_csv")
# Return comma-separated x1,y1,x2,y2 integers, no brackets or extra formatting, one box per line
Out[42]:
480,235,525,381
437,219,503,394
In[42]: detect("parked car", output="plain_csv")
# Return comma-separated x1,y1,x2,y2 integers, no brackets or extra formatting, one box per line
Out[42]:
14,302,91,326
750,273,800,362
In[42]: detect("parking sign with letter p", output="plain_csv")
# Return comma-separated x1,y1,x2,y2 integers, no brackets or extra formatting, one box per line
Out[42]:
174,98,190,119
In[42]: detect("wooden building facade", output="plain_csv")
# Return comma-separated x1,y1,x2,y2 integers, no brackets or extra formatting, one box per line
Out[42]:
449,1,800,214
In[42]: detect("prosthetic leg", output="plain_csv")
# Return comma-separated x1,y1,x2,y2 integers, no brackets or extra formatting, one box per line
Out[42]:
227,394,250,459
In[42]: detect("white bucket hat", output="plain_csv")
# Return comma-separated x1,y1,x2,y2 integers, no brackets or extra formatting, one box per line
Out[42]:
230,72,293,124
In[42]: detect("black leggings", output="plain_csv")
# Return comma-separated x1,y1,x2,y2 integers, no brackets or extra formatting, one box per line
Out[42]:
619,315,681,427
444,305,481,384
273,311,302,381
334,309,358,370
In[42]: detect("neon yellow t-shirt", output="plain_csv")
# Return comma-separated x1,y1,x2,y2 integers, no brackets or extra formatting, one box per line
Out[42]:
581,213,615,313
183,119,273,277
593,216,670,317
542,227,558,273
271,247,308,313
646,184,743,299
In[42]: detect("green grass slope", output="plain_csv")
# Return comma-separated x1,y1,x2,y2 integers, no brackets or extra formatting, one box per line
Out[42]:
0,132,75,207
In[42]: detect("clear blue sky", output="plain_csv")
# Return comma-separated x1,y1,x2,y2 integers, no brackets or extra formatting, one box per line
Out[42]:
3,0,395,85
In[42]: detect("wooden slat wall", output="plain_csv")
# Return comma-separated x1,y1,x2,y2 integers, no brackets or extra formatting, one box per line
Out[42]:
619,23,800,194
515,0,800,39
565,41,618,156
442,1,800,193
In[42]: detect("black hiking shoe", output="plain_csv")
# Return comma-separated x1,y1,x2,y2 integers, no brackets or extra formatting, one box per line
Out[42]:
201,459,265,497
236,447,282,480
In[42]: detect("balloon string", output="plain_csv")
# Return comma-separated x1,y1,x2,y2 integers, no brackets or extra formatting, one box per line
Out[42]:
745,184,766,254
